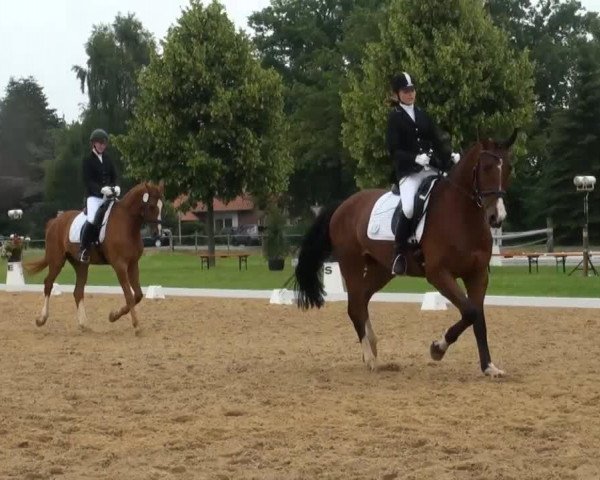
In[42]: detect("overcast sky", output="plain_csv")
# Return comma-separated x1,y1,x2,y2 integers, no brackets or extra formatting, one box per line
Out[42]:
1,0,599,123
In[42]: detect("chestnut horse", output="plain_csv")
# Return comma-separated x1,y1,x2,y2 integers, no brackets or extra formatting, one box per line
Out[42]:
294,131,518,377
25,182,164,333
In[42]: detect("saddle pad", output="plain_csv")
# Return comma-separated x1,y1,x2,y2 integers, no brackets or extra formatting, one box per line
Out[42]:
68,203,115,244
366,191,427,243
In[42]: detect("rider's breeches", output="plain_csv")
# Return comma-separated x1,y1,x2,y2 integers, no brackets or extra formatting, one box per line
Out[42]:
86,196,104,224
399,170,436,218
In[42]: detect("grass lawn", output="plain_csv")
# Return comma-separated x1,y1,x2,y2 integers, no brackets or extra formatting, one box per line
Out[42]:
4,250,600,297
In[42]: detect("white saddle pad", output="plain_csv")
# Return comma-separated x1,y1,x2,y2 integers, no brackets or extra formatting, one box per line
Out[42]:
68,203,115,244
366,190,433,243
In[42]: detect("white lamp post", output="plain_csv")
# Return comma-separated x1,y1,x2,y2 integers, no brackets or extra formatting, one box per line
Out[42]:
5,209,26,288
570,176,597,276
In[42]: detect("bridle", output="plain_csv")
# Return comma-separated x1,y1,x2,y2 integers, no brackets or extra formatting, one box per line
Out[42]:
140,190,163,225
448,150,506,208
472,150,506,208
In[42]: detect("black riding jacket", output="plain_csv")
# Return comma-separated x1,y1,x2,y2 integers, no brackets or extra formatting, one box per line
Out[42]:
386,102,452,182
82,150,118,198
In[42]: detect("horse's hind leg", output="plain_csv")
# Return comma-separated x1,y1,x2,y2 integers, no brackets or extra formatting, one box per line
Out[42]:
339,256,391,371
36,257,66,327
362,259,394,358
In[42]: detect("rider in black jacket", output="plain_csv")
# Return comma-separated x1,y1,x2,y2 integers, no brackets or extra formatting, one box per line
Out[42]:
386,73,458,275
78,129,120,263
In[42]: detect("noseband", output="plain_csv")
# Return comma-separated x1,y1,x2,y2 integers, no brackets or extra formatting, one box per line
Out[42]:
471,150,506,208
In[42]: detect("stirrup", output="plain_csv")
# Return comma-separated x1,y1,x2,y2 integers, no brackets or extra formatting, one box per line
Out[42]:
78,249,90,264
391,254,407,275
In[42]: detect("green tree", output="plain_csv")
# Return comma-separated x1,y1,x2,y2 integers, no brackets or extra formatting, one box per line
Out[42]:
486,0,600,231
44,122,86,213
342,0,535,188
0,77,62,234
116,1,291,258
250,0,389,215
541,41,600,242
73,13,155,189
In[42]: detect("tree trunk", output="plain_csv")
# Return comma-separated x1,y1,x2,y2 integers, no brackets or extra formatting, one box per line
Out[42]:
206,197,216,266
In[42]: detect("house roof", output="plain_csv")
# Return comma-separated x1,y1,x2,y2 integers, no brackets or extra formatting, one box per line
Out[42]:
174,195,255,215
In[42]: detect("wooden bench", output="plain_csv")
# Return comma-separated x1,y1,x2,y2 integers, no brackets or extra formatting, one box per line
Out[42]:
499,251,585,273
199,252,249,271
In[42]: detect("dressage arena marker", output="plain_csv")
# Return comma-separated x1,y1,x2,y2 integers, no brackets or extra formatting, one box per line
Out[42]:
51,283,62,296
5,261,25,290
269,288,295,305
145,285,165,299
421,291,448,310
323,262,345,295
2,283,599,309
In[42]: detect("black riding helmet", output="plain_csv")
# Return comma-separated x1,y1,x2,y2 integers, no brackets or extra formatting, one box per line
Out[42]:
90,128,109,143
391,72,416,92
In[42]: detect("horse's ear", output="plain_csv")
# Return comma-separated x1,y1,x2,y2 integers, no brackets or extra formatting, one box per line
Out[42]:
500,128,519,149
158,179,165,194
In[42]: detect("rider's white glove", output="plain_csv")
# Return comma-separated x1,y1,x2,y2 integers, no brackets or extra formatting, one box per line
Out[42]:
101,186,113,196
113,186,121,197
451,152,461,164
415,153,430,167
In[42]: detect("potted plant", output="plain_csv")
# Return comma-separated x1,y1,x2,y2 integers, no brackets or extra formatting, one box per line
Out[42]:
1,234,26,263
262,206,288,271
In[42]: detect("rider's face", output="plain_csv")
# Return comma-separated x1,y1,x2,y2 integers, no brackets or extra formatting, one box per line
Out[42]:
93,140,107,153
398,87,416,105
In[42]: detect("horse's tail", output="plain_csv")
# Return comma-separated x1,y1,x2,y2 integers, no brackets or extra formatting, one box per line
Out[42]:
23,218,55,275
23,257,48,275
294,203,340,310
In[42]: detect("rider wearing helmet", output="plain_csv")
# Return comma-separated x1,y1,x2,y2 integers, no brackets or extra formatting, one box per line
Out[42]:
78,129,120,263
386,72,460,275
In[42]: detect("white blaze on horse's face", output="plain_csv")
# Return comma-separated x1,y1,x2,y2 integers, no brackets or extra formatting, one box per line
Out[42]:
494,158,507,224
484,157,507,228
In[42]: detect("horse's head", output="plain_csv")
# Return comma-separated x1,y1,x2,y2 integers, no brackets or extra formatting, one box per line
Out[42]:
123,181,165,236
459,129,518,228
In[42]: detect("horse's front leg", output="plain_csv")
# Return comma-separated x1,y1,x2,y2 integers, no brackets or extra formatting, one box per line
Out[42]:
425,268,499,376
464,269,504,377
109,261,141,332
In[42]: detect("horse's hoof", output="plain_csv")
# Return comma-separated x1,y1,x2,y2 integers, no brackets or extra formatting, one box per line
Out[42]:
35,316,47,327
108,311,118,323
430,341,446,361
365,358,378,372
484,363,505,378
78,324,90,333
134,327,143,337
361,353,378,371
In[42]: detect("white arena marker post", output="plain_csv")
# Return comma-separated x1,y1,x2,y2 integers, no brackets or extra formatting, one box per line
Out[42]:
145,285,165,299
323,262,345,296
421,291,447,311
51,283,63,296
269,288,295,305
490,244,502,267
6,261,25,291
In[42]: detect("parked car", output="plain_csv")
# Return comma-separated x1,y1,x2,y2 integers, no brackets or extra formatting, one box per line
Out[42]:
231,224,262,246
143,228,172,247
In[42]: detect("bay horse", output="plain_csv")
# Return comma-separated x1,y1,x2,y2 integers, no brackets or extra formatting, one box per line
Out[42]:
24,182,164,333
294,131,518,377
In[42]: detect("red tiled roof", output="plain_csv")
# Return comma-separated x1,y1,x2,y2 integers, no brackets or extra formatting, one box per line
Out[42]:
174,195,255,214
179,211,199,221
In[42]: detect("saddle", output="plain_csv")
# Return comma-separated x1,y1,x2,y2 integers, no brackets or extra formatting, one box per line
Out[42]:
69,198,117,245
